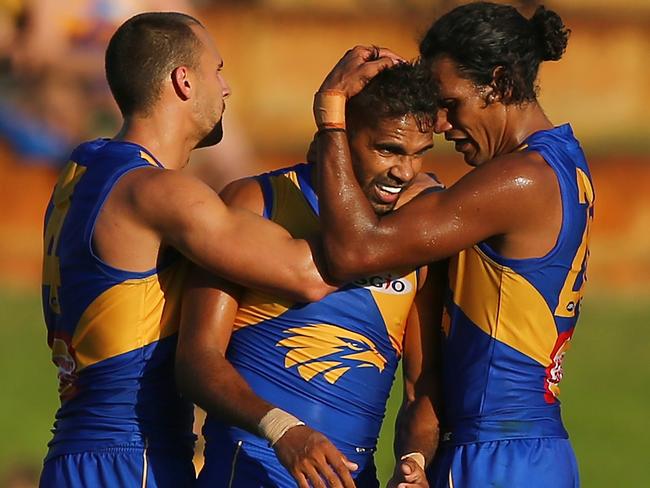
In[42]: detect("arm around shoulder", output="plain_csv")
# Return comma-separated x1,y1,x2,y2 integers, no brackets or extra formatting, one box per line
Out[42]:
131,169,334,301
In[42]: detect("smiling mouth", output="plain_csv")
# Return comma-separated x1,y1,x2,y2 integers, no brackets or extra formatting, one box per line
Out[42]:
374,183,404,204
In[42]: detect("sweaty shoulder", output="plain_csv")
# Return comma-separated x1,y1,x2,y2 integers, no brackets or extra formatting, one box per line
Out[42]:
487,149,559,198
398,172,445,208
219,177,265,215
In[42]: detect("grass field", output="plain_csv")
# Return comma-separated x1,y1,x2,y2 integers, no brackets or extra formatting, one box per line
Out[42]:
0,289,647,486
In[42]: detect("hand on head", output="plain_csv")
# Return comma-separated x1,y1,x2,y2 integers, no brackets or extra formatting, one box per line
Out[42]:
318,45,405,99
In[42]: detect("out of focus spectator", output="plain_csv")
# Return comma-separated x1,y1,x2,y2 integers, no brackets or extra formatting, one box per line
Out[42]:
0,0,257,189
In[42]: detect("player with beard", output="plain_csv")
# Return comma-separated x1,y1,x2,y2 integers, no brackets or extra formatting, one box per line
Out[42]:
177,62,443,488
39,12,399,488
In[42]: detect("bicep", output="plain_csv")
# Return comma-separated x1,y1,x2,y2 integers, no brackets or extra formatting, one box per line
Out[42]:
140,172,326,297
359,167,523,272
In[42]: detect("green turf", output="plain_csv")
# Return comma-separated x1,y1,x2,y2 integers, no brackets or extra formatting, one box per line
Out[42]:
0,290,647,486
0,290,58,480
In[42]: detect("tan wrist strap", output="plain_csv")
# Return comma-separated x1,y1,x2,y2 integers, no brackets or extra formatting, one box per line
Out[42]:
258,408,305,446
400,451,426,471
313,90,347,130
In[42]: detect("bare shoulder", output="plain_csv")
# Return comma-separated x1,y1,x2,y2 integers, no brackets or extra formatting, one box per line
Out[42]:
128,166,214,204
219,176,264,215
397,172,445,208
116,167,227,228
486,150,560,196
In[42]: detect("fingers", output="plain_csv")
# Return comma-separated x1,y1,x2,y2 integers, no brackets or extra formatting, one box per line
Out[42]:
357,56,400,81
325,451,357,488
318,44,405,96
277,427,357,488
391,459,429,488
346,44,405,63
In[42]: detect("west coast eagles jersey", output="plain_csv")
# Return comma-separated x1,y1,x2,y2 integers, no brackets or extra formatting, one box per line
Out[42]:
441,124,594,444
41,139,193,459
202,162,420,467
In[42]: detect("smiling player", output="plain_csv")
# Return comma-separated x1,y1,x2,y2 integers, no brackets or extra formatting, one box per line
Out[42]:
177,62,444,488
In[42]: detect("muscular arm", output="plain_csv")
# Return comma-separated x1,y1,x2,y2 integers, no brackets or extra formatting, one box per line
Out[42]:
176,178,275,432
317,130,557,280
176,267,274,431
176,177,358,488
393,261,445,464
133,168,335,301
314,48,560,282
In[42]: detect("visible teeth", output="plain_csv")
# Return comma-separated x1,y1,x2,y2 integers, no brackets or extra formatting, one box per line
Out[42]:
378,184,401,194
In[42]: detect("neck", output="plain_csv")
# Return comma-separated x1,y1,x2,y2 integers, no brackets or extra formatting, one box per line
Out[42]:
115,109,197,170
502,101,554,153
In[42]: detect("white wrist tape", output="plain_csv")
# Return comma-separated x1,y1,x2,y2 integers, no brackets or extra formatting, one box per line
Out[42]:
400,451,426,471
258,408,305,446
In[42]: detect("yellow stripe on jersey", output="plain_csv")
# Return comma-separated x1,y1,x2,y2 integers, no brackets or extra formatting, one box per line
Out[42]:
139,151,160,167
269,172,319,239
234,290,292,330
449,247,557,366
233,171,316,330
368,272,418,355
72,261,187,370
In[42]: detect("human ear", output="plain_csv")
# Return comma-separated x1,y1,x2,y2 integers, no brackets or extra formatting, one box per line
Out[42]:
171,66,192,101
488,65,511,104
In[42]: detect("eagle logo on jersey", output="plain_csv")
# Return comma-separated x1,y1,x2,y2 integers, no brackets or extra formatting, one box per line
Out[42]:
276,324,387,384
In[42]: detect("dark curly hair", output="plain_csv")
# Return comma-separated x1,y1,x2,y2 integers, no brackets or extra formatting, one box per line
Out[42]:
106,12,203,117
346,60,438,133
419,2,570,105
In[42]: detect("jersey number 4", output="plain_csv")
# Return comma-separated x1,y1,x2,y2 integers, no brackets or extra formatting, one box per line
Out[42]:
42,161,86,314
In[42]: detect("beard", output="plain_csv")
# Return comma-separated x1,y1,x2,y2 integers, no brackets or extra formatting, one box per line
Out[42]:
196,118,224,149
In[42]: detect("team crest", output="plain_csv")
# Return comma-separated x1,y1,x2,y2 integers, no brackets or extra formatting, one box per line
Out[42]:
276,324,387,384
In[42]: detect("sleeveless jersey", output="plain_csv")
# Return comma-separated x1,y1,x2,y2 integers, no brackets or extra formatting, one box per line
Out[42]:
41,138,193,460
202,162,419,468
441,124,594,445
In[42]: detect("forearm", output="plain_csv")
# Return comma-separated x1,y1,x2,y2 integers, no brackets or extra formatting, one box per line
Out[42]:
394,395,439,465
315,130,383,279
176,345,275,435
179,205,335,302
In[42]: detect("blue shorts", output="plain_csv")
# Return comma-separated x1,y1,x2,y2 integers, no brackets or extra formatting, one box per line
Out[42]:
197,438,378,488
40,445,196,488
427,438,579,488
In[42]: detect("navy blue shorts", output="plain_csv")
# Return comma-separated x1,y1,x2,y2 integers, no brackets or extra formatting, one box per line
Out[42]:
197,438,378,488
427,438,579,488
40,445,196,488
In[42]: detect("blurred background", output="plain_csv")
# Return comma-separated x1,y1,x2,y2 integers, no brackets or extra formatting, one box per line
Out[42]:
0,0,648,486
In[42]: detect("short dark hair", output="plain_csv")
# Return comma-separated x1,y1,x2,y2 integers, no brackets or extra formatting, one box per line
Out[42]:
346,61,437,132
105,12,203,117
419,2,570,104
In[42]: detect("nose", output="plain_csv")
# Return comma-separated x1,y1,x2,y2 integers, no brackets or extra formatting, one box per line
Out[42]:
219,74,231,99
389,157,417,184
434,107,452,134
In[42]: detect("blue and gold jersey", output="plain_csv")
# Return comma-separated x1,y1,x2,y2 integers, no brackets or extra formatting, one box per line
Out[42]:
203,162,419,468
441,124,594,445
41,139,193,459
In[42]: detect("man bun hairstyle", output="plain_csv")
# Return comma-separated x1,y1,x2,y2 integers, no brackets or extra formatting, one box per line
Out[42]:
346,60,438,133
105,12,203,117
419,2,570,105
530,6,570,62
